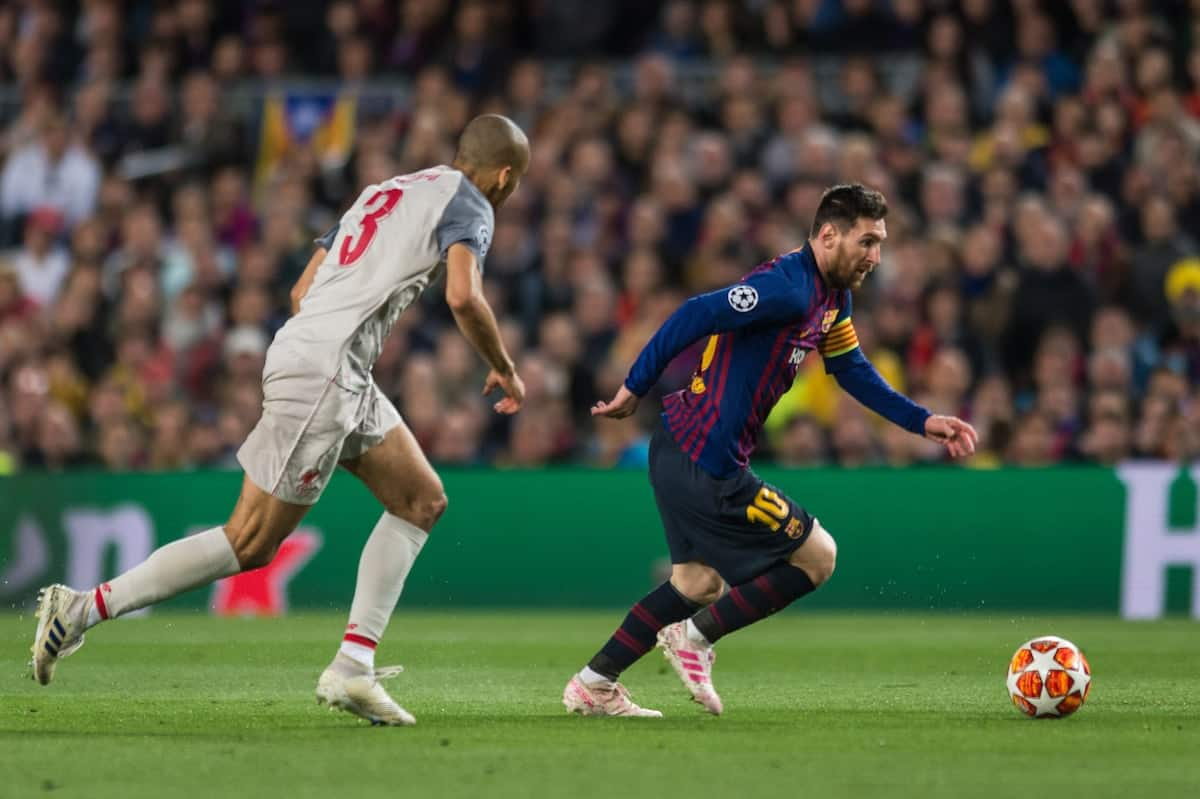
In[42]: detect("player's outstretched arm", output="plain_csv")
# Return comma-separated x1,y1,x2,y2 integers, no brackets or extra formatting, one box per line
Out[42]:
829,353,977,459
445,242,524,415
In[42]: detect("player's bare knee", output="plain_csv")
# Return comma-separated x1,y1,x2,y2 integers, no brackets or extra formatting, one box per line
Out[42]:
689,580,723,605
670,563,723,604
388,484,447,532
424,490,449,527
791,521,837,587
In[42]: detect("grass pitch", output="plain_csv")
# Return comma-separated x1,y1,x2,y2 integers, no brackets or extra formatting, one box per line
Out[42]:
1,611,1197,799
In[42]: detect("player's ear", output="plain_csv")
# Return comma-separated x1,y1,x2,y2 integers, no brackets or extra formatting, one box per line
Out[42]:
496,165,512,190
819,222,839,249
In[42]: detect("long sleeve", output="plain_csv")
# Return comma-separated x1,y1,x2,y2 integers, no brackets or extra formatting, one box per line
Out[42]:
833,353,931,435
625,270,805,396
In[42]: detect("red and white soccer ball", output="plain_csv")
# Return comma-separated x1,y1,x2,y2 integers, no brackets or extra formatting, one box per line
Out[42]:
1007,636,1091,718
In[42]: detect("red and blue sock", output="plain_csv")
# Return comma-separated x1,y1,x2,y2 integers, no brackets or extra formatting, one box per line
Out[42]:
587,581,701,681
691,562,816,644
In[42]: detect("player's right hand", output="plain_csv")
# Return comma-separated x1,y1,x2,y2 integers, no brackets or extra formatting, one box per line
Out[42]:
484,368,524,414
591,384,639,419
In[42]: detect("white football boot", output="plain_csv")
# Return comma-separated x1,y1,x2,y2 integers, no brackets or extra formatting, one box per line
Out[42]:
30,584,92,685
562,675,663,718
316,653,416,726
657,621,723,715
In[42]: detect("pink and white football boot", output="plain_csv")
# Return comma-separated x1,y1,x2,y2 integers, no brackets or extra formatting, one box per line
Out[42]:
562,675,663,718
657,621,723,715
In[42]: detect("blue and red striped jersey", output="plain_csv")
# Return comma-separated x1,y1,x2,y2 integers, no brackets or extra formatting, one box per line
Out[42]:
625,244,929,478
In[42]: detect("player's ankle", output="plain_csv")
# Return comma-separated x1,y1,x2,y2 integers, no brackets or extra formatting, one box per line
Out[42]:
339,638,376,671
578,666,614,686
84,589,105,630
685,618,713,647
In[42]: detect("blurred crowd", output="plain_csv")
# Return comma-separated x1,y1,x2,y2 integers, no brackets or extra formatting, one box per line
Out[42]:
1,0,1199,474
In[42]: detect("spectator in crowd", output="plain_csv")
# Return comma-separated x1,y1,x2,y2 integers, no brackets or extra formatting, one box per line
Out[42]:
0,0,1196,475
0,113,101,239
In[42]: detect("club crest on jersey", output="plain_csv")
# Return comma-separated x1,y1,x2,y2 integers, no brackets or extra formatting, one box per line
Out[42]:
789,347,807,366
728,285,758,312
820,309,838,332
297,468,321,495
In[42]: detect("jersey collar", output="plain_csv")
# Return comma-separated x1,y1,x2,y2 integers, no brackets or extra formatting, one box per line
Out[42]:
791,243,830,302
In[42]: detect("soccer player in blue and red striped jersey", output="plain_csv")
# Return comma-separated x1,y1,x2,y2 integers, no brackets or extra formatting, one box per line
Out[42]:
563,184,978,717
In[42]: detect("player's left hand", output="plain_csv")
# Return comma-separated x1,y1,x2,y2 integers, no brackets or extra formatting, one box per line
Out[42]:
924,415,978,458
591,384,639,419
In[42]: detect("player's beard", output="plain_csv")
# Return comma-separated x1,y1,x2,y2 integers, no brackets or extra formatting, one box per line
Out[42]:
829,242,873,290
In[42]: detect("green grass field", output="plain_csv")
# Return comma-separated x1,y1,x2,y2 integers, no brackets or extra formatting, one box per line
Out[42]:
1,611,1197,799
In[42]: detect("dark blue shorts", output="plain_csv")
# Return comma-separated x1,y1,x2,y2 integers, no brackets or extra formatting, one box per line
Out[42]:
648,424,814,586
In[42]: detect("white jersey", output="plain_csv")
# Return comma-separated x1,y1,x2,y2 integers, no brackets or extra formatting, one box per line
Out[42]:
271,165,493,392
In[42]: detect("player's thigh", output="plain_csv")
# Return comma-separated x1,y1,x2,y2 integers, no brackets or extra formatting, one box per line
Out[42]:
670,561,724,605
224,474,312,569
787,518,837,586
341,418,446,529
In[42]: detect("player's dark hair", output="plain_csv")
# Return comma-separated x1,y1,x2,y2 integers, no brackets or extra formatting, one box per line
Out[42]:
809,184,888,238
454,114,531,174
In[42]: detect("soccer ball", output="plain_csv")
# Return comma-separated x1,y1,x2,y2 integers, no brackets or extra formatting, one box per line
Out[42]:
1007,636,1091,718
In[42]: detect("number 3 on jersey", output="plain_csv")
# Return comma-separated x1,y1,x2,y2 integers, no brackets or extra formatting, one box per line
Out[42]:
339,188,403,266
746,487,789,531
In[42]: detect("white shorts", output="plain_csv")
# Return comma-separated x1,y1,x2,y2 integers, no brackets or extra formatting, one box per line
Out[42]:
237,346,401,505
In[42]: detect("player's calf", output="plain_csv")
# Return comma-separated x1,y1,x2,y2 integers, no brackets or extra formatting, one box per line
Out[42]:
687,520,834,648
224,478,312,569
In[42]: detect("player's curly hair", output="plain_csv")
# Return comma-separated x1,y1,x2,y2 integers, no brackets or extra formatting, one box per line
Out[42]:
810,184,888,238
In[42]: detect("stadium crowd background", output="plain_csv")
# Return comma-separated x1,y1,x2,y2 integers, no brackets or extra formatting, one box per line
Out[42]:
0,0,1198,474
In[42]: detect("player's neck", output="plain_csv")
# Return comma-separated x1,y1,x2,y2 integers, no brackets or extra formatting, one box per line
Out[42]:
807,240,833,289
453,161,497,208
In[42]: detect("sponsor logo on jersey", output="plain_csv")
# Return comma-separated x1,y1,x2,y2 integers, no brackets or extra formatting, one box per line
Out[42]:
690,375,707,394
821,309,838,332
728,285,758,312
789,347,807,366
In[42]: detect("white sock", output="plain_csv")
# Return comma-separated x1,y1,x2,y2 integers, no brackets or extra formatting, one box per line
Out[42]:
685,617,712,647
89,527,240,628
579,666,611,685
339,640,376,670
338,513,427,664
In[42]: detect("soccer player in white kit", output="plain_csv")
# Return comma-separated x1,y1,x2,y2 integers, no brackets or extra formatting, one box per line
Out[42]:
29,115,531,726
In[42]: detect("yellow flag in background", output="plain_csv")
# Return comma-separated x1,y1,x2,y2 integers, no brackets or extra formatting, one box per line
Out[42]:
255,91,357,191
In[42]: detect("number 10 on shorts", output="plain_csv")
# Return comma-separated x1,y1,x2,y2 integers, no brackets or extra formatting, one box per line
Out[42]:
746,487,789,531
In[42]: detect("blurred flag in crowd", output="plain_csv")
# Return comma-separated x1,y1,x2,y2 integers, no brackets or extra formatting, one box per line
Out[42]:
255,91,356,190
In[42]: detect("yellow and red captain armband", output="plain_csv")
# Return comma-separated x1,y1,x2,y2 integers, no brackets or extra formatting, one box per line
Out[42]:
819,318,859,358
